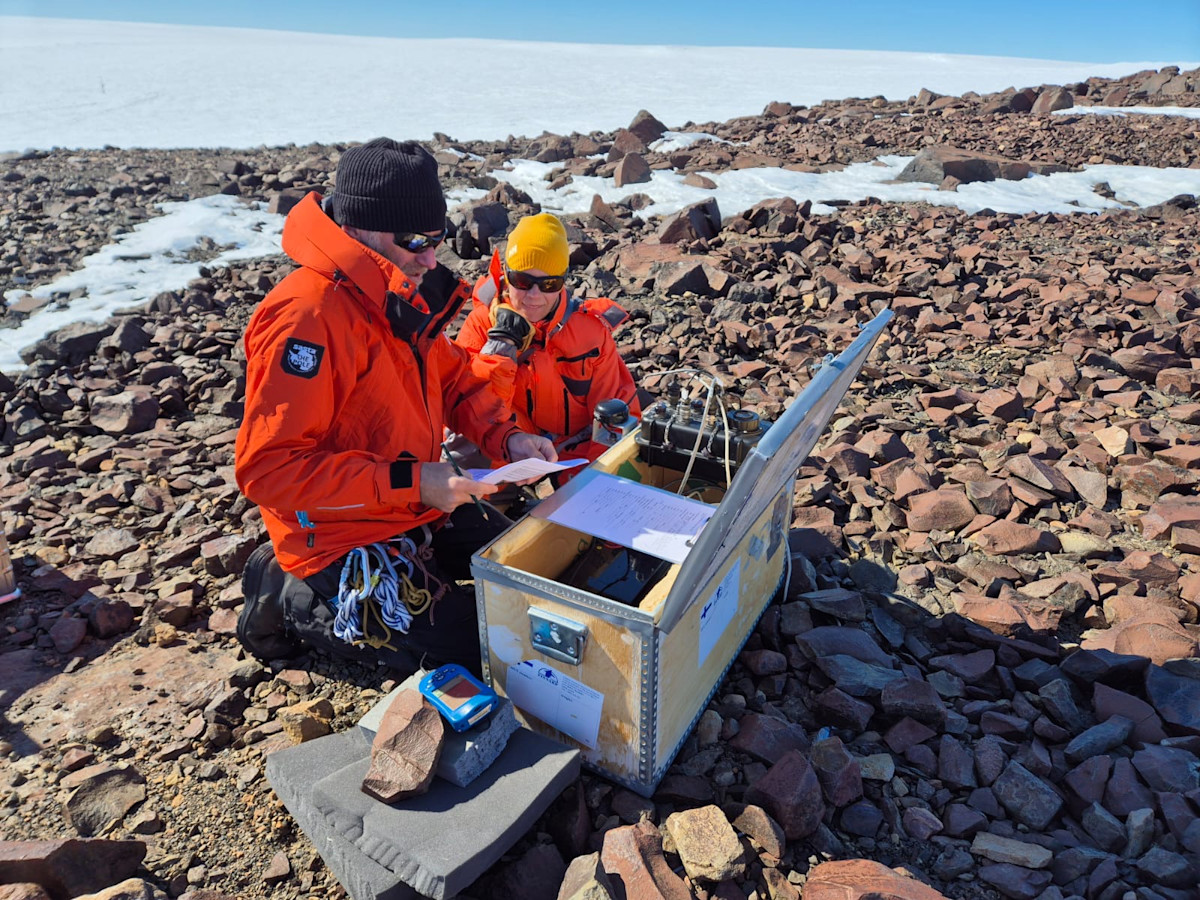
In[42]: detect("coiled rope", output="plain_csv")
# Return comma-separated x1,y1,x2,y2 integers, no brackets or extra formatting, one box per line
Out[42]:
331,529,447,649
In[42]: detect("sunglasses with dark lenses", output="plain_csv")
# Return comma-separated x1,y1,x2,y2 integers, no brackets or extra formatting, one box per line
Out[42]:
505,269,565,293
393,229,447,253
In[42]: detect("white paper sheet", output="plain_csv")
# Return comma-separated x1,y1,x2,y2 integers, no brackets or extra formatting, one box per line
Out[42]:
466,457,587,484
539,471,714,564
506,660,603,749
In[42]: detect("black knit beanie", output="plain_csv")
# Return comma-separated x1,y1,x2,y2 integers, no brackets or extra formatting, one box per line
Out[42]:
331,138,447,234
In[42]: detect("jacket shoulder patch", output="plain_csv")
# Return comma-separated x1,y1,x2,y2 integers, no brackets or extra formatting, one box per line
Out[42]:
281,337,325,378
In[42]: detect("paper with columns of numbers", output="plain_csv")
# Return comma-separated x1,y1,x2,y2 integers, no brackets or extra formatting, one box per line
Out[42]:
532,470,714,564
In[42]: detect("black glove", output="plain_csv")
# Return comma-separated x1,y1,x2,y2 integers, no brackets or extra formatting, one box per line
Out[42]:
487,303,533,353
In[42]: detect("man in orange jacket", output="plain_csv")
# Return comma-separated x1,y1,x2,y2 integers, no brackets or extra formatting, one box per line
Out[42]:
455,213,641,467
235,138,555,674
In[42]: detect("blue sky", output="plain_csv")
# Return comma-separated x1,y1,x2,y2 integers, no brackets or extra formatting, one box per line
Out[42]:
1,0,1197,63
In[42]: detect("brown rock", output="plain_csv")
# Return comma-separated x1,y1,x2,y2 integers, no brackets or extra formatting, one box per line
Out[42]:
800,859,950,900
0,886,53,900
1005,455,1074,497
261,851,290,885
964,478,1014,517
896,145,1031,185
728,803,786,860
1031,87,1073,114
906,489,976,532
808,736,864,807
627,109,667,145
89,390,159,435
976,388,1025,421
614,153,652,188
744,750,826,839
0,840,146,899
599,821,692,900
664,805,745,883
62,766,147,837
360,689,445,803
557,852,615,900
276,698,334,744
970,520,1060,555
1060,465,1108,508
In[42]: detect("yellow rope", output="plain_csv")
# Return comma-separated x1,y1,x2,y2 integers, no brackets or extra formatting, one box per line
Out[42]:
399,572,433,617
357,595,398,651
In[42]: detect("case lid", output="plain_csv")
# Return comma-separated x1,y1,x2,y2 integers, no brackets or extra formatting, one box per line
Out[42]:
657,306,893,631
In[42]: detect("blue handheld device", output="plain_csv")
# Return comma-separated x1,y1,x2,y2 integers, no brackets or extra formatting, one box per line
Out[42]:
418,663,498,732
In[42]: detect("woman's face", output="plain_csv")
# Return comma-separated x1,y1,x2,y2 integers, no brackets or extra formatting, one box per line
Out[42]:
505,268,563,322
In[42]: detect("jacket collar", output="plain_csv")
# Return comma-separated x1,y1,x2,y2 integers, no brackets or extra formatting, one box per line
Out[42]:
281,192,418,311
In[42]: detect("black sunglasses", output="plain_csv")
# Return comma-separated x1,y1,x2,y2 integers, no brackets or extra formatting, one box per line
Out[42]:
393,228,447,253
504,268,565,293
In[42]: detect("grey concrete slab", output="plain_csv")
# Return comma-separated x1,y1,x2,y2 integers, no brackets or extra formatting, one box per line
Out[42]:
266,725,579,900
358,674,520,788
266,729,421,900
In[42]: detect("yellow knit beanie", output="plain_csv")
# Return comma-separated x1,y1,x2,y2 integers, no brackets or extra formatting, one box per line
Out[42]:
504,213,569,276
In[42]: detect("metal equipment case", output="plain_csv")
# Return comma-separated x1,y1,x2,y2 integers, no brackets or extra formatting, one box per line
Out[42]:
471,309,891,796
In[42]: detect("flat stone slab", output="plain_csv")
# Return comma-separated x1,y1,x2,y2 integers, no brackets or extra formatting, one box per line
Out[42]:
358,673,520,788
266,726,578,900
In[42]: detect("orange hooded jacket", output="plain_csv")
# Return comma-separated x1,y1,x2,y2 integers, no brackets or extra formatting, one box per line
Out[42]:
235,193,520,578
455,250,641,462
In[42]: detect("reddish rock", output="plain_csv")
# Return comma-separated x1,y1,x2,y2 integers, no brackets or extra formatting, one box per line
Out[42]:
970,521,1061,555
906,489,976,532
1120,550,1181,586
976,388,1025,421
880,678,947,726
728,712,810,765
360,689,444,803
800,859,950,900
728,803,786,860
1100,616,1200,666
744,750,826,839
1092,683,1169,745
964,478,1014,517
0,840,146,899
1103,757,1157,817
613,153,651,188
1031,87,1073,114
809,736,863,807
599,821,692,900
897,145,1031,185
1005,455,1074,496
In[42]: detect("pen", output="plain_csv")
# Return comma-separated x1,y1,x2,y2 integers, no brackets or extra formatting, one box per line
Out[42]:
442,442,490,521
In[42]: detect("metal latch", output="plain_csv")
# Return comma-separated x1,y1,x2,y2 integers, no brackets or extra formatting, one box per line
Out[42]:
528,608,587,665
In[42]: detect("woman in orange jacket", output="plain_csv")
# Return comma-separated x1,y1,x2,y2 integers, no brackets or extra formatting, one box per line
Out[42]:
454,213,641,466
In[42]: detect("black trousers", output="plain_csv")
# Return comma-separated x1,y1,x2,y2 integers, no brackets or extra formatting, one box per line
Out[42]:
239,503,509,677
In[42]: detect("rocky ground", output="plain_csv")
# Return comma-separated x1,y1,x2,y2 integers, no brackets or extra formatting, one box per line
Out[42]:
1,66,1199,900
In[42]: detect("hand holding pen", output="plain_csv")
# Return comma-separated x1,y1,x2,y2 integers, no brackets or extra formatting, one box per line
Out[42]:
441,442,493,521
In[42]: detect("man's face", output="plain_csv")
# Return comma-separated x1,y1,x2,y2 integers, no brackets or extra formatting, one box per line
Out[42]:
348,228,441,287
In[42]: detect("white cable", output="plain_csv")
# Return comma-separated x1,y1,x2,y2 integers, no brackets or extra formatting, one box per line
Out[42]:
676,375,717,495
714,391,733,488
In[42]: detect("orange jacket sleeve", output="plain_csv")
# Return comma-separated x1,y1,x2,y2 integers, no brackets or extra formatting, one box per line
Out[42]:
434,336,522,461
457,302,520,407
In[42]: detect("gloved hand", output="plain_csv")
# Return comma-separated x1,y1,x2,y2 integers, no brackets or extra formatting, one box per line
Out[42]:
487,302,533,353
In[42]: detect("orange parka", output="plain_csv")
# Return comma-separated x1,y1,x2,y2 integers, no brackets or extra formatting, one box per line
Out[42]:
455,251,641,462
235,193,520,578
